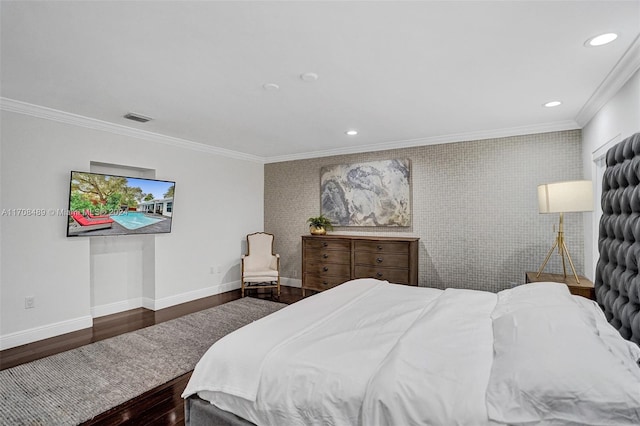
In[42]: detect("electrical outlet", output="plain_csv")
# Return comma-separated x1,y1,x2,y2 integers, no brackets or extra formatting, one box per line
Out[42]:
292,270,298,278
25,296,35,309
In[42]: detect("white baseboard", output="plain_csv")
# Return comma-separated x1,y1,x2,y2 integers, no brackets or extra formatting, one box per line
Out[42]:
148,278,301,310
148,279,300,310
146,280,242,311
0,315,93,351
0,278,292,349
218,280,243,294
91,298,143,318
141,297,155,311
93,281,244,313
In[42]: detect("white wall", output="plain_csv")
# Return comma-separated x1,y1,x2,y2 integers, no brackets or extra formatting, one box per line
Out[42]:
0,110,264,349
266,131,584,292
582,68,640,280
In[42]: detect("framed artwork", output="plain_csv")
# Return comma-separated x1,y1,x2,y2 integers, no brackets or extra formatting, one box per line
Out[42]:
320,159,411,226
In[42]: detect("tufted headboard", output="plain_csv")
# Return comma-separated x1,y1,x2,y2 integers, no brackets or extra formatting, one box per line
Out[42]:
596,132,640,344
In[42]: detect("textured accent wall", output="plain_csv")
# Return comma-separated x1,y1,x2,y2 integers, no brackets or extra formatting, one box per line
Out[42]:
265,130,583,292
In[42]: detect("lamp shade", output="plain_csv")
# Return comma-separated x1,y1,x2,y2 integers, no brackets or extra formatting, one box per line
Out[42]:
538,180,593,213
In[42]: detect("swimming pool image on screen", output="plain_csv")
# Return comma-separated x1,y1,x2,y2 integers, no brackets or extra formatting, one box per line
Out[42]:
67,171,175,237
110,212,162,230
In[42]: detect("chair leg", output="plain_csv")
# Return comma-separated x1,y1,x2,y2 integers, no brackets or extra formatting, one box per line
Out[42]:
241,281,245,298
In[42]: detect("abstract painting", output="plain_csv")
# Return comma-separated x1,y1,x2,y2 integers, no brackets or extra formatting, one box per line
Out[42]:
320,159,411,226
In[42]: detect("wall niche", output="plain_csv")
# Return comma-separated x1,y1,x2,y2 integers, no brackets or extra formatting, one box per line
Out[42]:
88,162,156,317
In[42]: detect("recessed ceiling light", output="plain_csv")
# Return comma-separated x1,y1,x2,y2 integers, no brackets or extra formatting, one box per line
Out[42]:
543,101,562,108
263,83,280,91
300,72,319,82
345,130,358,136
585,33,618,47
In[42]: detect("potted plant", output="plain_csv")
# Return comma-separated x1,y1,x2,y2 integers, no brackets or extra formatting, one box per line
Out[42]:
307,215,334,235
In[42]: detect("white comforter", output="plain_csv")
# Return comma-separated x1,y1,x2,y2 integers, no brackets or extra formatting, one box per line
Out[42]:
183,278,640,426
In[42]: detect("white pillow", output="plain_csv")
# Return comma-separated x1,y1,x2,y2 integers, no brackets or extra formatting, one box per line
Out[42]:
487,294,640,425
491,281,573,319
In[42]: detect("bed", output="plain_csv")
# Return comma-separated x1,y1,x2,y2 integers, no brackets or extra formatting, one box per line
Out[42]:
183,278,640,425
184,132,640,426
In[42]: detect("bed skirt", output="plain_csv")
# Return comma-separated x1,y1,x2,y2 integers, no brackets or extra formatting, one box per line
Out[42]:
185,395,255,426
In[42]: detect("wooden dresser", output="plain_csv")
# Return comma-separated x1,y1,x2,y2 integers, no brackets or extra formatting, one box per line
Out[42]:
301,235,419,295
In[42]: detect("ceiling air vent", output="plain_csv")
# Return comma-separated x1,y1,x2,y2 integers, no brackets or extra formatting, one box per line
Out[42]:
123,112,152,123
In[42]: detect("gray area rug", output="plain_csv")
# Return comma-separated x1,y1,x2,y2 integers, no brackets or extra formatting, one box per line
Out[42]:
0,297,285,425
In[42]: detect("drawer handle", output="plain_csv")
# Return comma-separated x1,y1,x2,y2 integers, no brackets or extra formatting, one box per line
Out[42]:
323,281,328,286
323,242,328,247
323,266,329,272
376,257,383,263
377,245,383,250
376,272,383,277
323,253,329,259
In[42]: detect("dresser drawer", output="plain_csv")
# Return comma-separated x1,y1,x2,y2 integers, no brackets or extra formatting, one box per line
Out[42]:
305,262,351,277
303,274,349,292
354,240,409,255
305,248,350,265
304,238,351,251
353,265,410,284
354,251,409,268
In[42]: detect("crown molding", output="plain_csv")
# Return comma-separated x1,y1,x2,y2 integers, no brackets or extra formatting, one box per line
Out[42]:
0,98,265,164
1,97,581,165
575,34,640,127
264,120,580,163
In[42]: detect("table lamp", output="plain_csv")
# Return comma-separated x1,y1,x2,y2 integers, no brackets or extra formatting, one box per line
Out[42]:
537,180,593,283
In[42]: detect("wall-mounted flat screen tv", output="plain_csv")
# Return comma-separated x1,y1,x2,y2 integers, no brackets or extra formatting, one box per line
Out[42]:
67,171,175,237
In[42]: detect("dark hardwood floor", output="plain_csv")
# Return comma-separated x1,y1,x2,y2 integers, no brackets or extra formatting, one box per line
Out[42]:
0,286,304,426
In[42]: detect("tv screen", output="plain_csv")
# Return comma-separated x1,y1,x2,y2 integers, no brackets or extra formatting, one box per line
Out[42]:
67,171,175,237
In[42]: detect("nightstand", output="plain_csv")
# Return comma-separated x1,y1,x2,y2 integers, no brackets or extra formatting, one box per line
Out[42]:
525,272,595,300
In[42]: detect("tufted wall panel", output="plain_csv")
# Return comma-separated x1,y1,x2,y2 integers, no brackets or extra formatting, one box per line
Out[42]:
596,132,640,344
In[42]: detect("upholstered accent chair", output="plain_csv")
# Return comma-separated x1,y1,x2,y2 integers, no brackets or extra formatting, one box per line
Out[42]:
241,232,280,299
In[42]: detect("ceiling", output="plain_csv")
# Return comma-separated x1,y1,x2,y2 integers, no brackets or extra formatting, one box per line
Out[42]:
2,1,639,163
